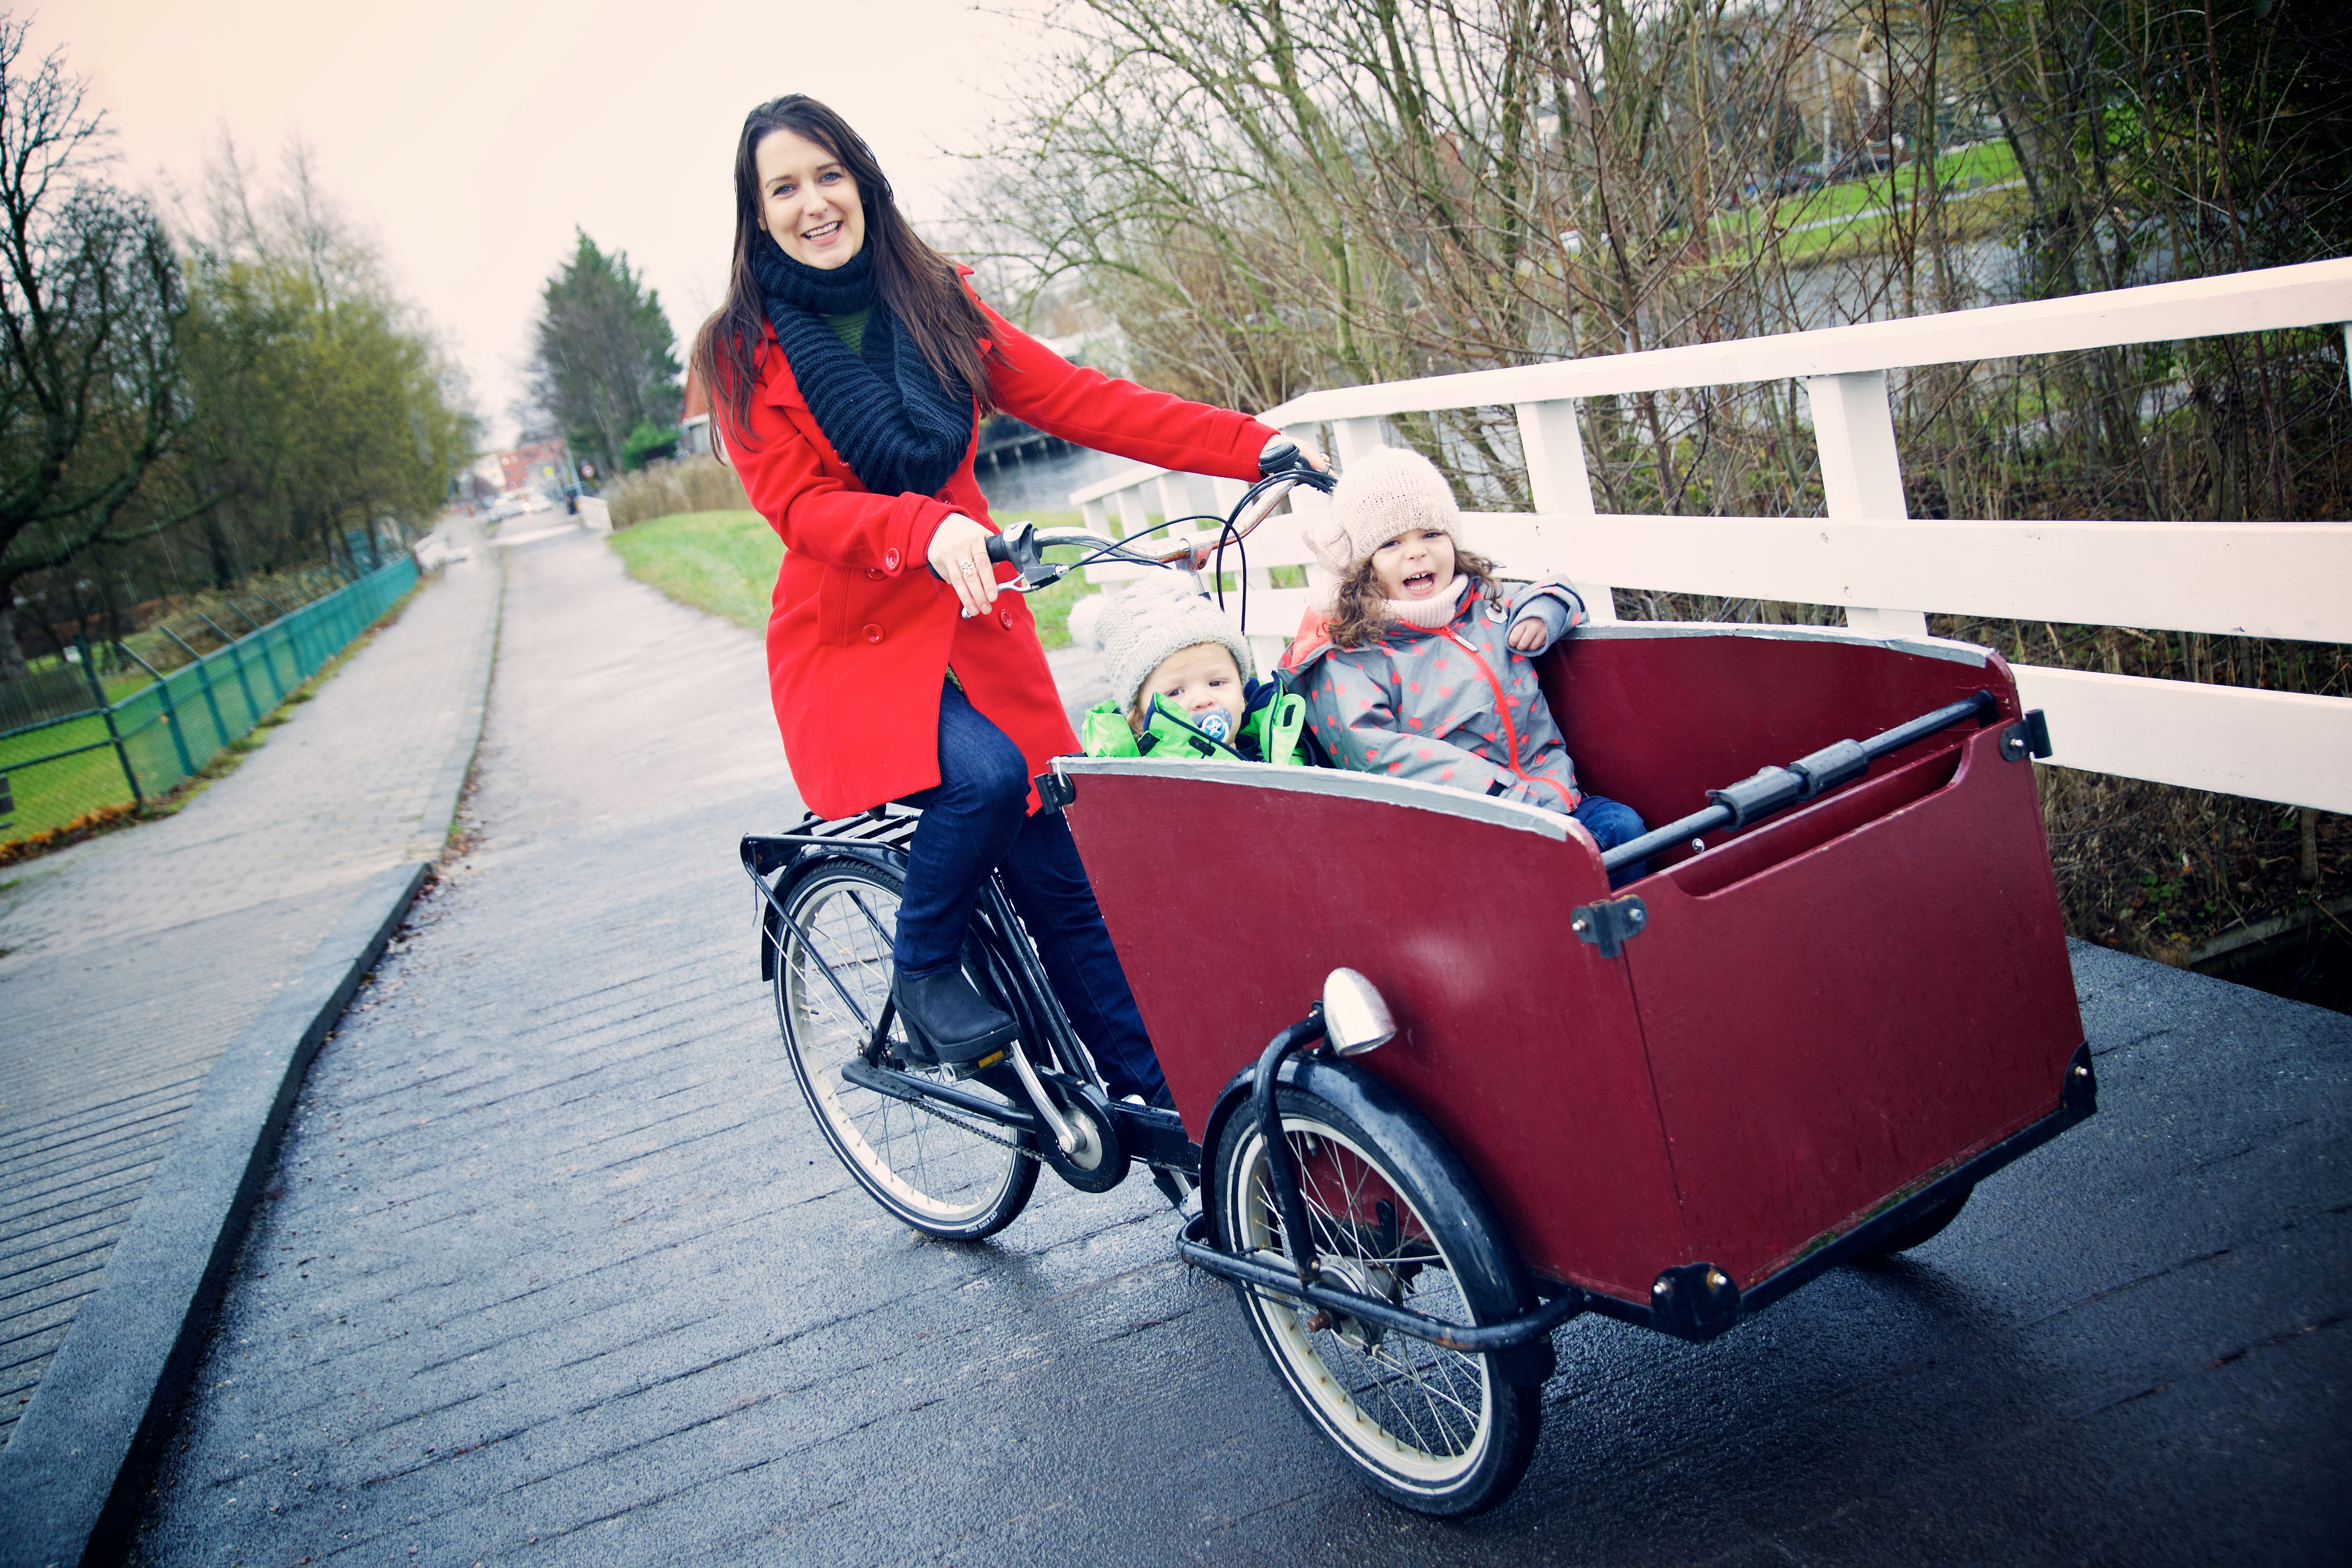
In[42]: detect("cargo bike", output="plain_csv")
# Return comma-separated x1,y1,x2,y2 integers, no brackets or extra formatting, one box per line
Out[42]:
739,468,2091,1516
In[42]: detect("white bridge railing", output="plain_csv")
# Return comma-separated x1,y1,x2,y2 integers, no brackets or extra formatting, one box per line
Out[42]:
1066,257,2352,814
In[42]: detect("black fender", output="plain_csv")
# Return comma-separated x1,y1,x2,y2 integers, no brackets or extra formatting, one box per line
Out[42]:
753,841,910,984
1200,1049,1555,1387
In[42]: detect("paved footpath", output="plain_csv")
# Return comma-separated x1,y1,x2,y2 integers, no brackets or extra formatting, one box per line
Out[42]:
127,524,2349,1566
0,522,500,1448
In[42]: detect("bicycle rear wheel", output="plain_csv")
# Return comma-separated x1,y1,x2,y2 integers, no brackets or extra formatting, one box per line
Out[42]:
773,855,1036,1239
1212,1076,1540,1516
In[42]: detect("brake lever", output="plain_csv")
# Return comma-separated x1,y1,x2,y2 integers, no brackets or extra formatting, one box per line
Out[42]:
995,521,1060,588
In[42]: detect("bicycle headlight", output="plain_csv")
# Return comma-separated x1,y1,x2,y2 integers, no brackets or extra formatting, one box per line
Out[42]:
1322,968,1396,1056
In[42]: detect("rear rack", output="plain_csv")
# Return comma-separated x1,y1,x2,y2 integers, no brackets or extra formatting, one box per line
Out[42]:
740,807,922,878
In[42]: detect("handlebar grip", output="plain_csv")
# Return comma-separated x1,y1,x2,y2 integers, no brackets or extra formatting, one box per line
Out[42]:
927,527,1018,581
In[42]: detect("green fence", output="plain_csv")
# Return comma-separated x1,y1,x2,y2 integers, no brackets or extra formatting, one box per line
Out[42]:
0,555,419,843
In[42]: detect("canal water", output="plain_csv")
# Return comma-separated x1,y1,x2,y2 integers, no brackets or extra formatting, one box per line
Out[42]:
974,444,1137,519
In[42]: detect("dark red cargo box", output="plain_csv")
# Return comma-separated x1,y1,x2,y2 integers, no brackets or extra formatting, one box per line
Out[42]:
1059,624,2084,1311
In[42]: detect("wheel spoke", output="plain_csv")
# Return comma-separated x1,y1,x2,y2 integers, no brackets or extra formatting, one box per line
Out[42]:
775,867,1027,1233
1233,1113,1496,1484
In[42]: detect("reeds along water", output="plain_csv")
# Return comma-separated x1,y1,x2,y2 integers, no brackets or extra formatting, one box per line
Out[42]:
604,456,753,530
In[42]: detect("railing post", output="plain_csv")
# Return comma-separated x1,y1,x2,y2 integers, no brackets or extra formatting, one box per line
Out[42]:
1115,485,1152,541
1516,399,1619,626
198,612,265,725
259,616,290,702
160,625,228,758
253,595,304,688
1284,423,1339,607
76,634,143,811
1803,370,1929,637
1155,472,1194,530
1332,416,1384,467
120,643,196,779
1203,476,1267,590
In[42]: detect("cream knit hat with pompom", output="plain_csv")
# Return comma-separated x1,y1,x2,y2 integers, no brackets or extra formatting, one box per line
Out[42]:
1086,575,1255,716
1301,445,1461,581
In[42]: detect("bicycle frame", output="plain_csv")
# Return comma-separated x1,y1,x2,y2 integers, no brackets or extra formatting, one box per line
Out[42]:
738,817,1201,1181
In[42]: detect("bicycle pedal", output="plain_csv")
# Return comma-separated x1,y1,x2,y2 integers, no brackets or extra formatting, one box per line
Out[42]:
939,1047,1009,1081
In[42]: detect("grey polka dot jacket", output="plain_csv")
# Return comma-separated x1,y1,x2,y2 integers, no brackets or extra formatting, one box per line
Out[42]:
1293,577,1588,810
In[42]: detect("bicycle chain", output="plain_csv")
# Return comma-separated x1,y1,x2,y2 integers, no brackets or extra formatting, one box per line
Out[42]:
872,1062,1041,1160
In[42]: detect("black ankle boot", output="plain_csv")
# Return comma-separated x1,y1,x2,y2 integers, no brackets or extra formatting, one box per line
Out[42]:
893,967,1019,1066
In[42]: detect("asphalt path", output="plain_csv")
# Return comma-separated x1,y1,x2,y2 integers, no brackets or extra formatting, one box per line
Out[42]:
128,523,2350,1566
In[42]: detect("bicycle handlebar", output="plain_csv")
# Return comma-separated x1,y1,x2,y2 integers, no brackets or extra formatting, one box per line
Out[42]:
933,463,1336,597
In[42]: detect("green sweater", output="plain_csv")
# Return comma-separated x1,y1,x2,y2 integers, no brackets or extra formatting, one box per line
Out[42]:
822,308,870,355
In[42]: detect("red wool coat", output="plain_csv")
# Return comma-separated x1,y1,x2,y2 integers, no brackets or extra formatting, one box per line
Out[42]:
722,286,1276,820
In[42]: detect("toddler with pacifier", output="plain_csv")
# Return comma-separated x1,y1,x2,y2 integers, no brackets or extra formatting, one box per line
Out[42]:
1075,575,1308,766
1289,445,1649,884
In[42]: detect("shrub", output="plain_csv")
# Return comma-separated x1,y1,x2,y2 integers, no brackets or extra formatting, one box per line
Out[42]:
620,420,680,471
605,454,750,529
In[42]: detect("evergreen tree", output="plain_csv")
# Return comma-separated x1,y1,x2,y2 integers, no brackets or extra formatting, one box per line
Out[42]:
526,231,682,478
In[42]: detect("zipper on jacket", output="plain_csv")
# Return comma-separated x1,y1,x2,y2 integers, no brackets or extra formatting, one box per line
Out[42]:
1431,622,1578,810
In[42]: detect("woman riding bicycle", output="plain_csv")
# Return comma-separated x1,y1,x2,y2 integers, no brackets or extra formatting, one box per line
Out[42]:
694,95,1319,1100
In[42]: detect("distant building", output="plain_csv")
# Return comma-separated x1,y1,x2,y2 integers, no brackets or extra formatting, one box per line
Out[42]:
499,439,567,494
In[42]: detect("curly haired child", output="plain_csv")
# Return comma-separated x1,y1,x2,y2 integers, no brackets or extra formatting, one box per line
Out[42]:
1290,445,1648,882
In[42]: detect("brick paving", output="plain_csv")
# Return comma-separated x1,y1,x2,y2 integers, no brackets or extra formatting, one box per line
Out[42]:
120,523,2352,1566
0,522,501,1447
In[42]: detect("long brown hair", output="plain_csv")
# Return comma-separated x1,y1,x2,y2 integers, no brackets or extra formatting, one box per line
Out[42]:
1326,552,1505,649
693,95,1001,447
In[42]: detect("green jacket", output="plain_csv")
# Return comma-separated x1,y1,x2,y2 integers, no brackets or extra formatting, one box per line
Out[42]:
1082,678,1308,765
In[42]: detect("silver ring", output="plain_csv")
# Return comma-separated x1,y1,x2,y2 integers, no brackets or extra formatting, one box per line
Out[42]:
958,559,977,574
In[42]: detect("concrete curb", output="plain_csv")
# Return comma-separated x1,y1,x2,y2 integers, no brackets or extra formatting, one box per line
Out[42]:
420,549,504,846
0,860,432,1568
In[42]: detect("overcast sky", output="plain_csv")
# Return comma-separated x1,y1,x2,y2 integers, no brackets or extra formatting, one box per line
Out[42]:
45,0,1040,449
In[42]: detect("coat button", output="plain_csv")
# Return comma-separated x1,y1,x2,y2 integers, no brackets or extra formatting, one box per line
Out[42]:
863,623,884,643
866,568,885,580
998,608,1014,629
884,548,901,570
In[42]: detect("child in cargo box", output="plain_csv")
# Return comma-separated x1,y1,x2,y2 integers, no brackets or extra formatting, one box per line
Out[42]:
1288,445,1649,886
1074,575,1308,766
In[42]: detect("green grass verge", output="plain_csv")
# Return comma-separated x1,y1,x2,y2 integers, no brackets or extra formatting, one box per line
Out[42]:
608,507,1108,650
0,586,413,860
608,510,783,633
0,714,133,841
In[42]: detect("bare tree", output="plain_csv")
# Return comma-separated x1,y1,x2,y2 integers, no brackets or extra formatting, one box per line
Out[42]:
968,0,2352,959
0,14,200,679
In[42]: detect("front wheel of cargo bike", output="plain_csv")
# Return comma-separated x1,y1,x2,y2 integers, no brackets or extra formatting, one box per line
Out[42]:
1855,1185,1973,1259
1212,1083,1539,1517
773,855,1037,1240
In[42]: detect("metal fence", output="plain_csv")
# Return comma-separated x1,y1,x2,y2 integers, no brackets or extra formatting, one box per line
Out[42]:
0,662,97,735
0,556,419,838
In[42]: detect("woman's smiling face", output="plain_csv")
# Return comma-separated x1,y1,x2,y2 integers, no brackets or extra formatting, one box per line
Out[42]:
1369,528,1457,601
755,129,865,269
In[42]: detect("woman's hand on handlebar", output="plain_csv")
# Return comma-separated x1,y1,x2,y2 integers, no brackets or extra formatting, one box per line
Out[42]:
927,513,1000,617
1258,434,1332,479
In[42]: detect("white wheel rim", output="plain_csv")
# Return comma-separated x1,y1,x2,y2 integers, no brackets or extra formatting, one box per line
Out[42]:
1230,1117,1494,1492
778,875,1020,1226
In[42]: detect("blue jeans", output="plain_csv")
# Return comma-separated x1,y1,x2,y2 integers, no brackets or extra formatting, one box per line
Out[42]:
1573,795,1649,889
894,683,1167,1101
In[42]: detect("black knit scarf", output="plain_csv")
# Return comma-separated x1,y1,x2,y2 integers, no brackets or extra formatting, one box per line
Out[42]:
751,238,973,499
